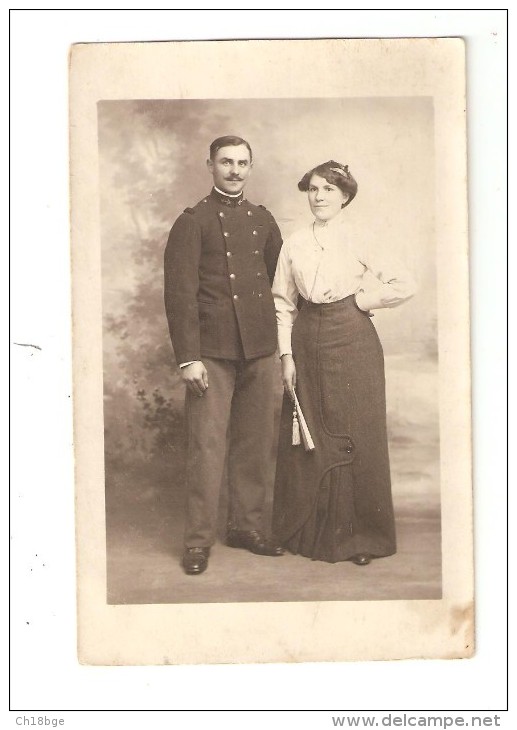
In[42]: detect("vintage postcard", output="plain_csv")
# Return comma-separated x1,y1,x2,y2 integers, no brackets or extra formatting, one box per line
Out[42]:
70,38,472,664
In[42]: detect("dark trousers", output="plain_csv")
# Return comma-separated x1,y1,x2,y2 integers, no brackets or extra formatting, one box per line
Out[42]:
184,355,276,547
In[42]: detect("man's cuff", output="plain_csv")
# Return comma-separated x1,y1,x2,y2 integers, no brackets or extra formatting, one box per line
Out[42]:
179,360,200,368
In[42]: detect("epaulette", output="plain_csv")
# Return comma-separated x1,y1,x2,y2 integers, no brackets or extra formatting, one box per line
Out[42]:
183,207,195,214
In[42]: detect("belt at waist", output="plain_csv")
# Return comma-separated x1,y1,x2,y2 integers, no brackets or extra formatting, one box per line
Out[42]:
299,294,373,316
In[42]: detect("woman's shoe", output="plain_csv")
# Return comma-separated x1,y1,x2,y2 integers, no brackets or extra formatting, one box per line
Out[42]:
350,553,372,566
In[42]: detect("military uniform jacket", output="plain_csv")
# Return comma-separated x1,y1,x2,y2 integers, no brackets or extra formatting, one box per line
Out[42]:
164,188,283,363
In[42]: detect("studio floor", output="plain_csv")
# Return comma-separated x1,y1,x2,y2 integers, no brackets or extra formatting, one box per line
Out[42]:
106,475,441,605
105,353,442,605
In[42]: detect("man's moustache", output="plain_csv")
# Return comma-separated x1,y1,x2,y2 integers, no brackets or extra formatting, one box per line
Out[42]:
226,177,243,181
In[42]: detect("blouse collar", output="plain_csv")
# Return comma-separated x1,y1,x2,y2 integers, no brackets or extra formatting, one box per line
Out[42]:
310,210,346,248
312,209,346,230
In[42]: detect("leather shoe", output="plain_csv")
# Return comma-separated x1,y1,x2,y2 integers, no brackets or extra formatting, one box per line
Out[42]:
350,553,372,566
182,547,210,575
227,529,284,556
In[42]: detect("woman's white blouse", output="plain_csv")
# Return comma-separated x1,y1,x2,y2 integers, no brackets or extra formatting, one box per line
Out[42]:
272,215,417,356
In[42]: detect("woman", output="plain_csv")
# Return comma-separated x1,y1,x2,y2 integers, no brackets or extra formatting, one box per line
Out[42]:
272,160,416,565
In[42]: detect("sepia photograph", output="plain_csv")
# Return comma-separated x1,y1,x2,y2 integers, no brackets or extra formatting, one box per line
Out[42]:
70,38,473,665
98,97,439,605
11,8,508,717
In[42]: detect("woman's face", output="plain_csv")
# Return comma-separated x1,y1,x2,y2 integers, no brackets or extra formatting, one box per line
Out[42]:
308,174,348,222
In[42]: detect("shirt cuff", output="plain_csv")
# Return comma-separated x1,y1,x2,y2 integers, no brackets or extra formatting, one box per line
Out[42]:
179,360,200,368
277,327,293,357
356,279,417,312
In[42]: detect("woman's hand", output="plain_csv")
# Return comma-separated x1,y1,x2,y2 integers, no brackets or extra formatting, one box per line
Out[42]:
281,354,297,401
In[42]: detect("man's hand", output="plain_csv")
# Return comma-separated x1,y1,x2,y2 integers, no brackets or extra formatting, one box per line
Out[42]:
181,361,209,397
281,354,297,402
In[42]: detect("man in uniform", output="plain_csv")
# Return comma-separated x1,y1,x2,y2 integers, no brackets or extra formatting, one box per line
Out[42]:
164,135,284,575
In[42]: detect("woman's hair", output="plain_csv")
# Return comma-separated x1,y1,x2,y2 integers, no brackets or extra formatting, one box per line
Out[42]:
298,160,358,208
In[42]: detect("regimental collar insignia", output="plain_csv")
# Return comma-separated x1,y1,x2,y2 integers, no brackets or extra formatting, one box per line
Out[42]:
211,188,245,208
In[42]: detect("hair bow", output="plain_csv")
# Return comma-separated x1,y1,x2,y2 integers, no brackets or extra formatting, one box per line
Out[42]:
330,165,350,178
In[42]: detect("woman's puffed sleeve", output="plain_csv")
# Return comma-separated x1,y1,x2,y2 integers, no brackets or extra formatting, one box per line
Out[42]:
272,241,299,356
354,242,417,312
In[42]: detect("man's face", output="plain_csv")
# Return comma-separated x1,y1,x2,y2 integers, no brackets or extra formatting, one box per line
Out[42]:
207,144,252,195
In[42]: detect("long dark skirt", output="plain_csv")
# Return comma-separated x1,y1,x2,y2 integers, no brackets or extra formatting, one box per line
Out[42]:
272,295,396,563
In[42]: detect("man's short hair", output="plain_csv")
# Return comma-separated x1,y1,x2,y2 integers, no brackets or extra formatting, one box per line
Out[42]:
209,136,253,162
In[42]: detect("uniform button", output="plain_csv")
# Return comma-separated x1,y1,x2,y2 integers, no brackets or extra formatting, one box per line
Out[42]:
233,294,239,300
256,272,262,278
252,230,258,236
219,212,224,218
229,273,236,280
258,293,263,298
223,231,229,237
226,251,232,257
254,250,259,255
247,210,252,216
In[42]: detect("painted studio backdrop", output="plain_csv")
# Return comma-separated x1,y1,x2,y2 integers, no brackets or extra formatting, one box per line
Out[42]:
98,98,440,604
